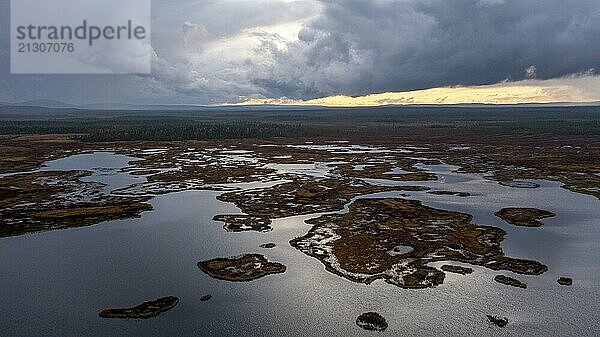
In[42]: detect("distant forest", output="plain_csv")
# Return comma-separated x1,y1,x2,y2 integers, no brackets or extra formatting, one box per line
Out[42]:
0,119,322,141
1,105,600,141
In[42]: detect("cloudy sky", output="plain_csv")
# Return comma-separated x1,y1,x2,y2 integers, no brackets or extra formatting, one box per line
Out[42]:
1,0,599,105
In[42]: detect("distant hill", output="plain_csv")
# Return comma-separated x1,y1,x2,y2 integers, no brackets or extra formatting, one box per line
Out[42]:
82,103,328,111
2,100,79,109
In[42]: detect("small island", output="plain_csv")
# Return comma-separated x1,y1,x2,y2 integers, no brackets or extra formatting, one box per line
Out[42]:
213,214,272,232
198,254,286,282
99,296,179,319
486,315,508,328
494,207,556,227
441,265,474,275
356,312,388,331
494,275,527,288
427,190,470,197
557,277,573,286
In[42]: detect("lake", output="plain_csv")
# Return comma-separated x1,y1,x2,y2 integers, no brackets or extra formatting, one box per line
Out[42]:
1,150,598,336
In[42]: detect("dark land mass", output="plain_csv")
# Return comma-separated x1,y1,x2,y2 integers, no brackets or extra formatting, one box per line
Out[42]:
213,214,273,233
2,104,600,138
487,315,509,328
291,198,547,289
336,162,437,182
428,190,470,197
441,265,474,275
0,170,152,237
356,312,388,331
197,254,286,282
216,177,428,219
99,296,179,319
558,277,573,286
494,274,528,288
495,208,556,227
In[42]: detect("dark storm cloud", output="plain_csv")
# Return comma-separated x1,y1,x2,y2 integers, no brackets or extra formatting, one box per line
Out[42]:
1,0,599,104
251,0,600,99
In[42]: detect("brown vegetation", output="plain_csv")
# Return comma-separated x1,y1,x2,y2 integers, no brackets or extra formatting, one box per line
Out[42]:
495,208,556,227
197,254,286,282
291,198,547,289
494,275,527,288
0,170,152,237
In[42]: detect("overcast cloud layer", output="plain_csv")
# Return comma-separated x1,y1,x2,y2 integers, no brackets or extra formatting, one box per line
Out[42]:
1,0,599,104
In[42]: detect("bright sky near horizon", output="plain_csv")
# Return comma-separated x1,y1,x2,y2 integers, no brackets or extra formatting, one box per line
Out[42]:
237,76,600,106
1,0,599,105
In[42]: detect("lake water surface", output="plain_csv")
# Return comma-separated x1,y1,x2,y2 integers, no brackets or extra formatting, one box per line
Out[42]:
1,152,598,336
